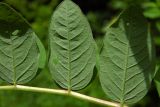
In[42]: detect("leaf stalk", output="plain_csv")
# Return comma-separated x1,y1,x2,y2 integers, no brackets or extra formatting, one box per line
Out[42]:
0,85,128,107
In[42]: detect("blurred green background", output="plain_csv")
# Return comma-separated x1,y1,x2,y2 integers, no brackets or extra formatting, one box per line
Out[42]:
0,0,160,107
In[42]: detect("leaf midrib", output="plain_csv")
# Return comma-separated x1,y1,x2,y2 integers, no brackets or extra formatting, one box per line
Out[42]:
121,41,129,105
66,4,71,91
121,25,131,105
11,35,16,85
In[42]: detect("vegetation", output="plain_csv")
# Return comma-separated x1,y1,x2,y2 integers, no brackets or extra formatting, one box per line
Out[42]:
0,0,160,107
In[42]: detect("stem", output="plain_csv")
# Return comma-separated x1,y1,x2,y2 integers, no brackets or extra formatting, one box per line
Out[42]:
120,103,124,107
0,85,127,107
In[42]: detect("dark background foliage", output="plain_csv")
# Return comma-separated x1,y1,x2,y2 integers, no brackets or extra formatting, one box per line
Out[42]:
0,0,159,107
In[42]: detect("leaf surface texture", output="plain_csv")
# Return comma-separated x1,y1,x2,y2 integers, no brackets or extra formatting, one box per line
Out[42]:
49,0,96,90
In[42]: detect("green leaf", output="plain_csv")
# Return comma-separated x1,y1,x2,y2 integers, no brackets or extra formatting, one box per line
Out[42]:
143,8,160,19
99,6,155,105
143,2,160,19
48,0,96,90
156,21,160,32
0,3,44,84
154,36,160,46
154,66,160,96
95,36,103,72
95,36,104,54
35,36,46,69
